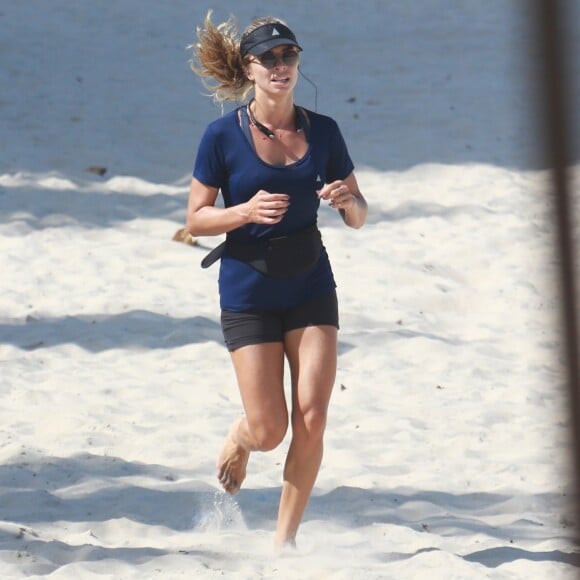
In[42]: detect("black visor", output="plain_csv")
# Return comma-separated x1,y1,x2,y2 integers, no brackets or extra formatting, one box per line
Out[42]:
240,23,302,57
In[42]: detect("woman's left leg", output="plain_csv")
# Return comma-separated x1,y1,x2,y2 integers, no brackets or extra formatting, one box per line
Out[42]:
275,324,337,548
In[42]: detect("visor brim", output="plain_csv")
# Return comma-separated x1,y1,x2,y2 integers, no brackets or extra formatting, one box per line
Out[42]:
245,38,302,57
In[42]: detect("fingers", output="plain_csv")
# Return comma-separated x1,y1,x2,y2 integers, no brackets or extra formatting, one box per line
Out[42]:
250,191,289,224
318,181,349,201
317,181,354,210
261,199,288,223
329,193,354,210
317,180,346,200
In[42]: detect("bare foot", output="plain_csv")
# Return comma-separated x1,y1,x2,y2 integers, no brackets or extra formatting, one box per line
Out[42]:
216,419,250,494
274,537,297,554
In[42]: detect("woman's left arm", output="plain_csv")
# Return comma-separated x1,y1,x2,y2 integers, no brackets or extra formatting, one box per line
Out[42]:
318,172,368,229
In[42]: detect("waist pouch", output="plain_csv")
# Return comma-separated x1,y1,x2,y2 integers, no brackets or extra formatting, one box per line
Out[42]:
201,225,322,278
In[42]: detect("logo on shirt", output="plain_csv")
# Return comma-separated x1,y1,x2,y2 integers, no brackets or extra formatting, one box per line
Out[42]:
315,174,323,184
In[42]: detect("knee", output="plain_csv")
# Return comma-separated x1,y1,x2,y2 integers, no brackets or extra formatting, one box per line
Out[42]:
293,406,328,440
250,418,288,452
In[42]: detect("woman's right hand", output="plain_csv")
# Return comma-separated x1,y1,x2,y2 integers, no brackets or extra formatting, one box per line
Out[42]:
242,190,289,224
187,179,290,236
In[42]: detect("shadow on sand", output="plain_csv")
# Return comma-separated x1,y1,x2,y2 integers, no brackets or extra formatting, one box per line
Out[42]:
0,453,576,573
0,310,222,352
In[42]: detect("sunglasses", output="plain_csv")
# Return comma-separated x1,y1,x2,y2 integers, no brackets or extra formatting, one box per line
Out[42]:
254,50,300,69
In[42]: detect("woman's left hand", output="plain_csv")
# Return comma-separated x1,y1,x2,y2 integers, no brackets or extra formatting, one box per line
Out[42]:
317,180,356,211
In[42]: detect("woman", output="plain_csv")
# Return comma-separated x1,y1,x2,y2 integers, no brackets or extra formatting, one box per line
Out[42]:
186,12,368,549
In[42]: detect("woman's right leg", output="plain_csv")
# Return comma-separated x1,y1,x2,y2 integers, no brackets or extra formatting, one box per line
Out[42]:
217,342,289,494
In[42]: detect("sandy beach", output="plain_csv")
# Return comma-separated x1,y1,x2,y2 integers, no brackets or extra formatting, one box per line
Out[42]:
1,1,580,578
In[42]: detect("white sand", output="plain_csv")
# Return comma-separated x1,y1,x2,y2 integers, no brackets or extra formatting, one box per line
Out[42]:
1,1,579,578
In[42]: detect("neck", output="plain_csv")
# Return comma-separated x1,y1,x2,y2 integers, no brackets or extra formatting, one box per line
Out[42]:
250,96,295,131
248,99,303,140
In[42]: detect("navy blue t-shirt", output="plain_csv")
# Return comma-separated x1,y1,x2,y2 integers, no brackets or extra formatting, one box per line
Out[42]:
193,106,354,311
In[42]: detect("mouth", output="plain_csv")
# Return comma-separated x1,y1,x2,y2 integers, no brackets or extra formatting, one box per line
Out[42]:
271,77,290,84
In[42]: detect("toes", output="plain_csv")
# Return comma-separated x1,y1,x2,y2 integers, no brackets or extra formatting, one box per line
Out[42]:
217,468,238,493
223,481,238,494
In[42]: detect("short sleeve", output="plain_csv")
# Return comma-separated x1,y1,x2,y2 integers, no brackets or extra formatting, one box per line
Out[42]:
192,123,227,189
326,120,355,182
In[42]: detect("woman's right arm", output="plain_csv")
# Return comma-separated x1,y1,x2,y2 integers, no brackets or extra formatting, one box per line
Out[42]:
186,177,249,237
186,177,290,237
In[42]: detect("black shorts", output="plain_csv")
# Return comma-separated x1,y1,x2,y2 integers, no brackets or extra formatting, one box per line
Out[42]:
221,290,339,352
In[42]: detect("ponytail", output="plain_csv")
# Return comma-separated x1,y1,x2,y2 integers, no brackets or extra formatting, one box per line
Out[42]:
188,11,253,103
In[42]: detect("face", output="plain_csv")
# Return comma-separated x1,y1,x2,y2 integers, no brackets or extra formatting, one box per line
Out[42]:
246,45,300,93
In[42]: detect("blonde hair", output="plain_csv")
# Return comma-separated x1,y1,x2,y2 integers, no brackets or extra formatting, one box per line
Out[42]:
189,12,287,103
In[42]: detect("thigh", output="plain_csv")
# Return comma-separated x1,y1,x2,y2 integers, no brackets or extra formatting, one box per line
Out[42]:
284,324,338,415
230,342,288,428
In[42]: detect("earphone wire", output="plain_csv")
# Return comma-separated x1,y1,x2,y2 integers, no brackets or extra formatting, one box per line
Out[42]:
247,100,275,139
247,98,304,138
298,67,318,112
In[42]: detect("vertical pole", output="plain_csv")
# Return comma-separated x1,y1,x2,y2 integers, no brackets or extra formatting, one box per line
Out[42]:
536,0,580,546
